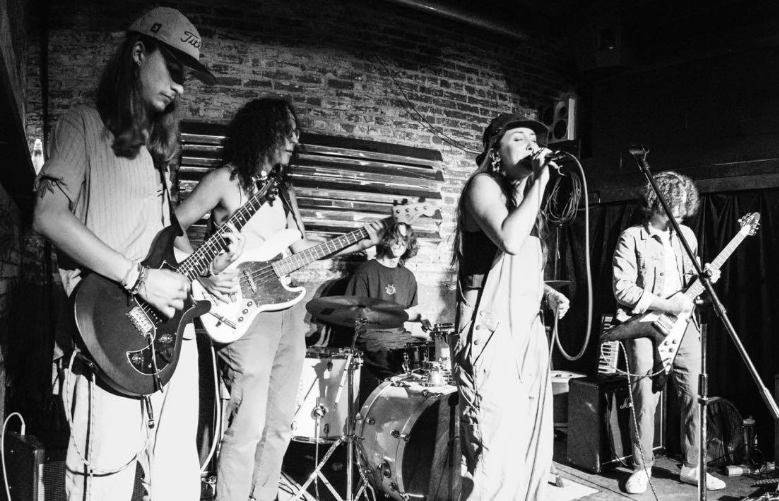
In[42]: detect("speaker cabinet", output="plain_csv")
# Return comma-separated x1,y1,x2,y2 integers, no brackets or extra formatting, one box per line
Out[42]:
567,375,665,473
540,97,577,144
1,432,144,501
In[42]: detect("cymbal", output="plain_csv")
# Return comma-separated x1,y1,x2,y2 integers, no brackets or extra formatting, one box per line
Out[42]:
306,295,409,329
545,280,571,288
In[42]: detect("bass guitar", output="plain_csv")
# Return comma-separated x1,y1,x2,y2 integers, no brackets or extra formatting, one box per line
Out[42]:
600,212,760,392
193,202,439,344
72,175,281,397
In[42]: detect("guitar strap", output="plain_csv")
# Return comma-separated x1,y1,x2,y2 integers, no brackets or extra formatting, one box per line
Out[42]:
278,186,306,237
157,164,183,235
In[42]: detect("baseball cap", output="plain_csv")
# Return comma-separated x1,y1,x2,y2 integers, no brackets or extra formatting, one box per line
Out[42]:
128,7,216,85
475,113,549,165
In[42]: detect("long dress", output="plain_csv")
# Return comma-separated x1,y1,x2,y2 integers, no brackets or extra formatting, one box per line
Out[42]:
455,234,553,501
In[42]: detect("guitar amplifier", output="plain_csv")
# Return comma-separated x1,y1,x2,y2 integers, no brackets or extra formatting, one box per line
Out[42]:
2,432,65,501
1,432,144,501
567,375,665,473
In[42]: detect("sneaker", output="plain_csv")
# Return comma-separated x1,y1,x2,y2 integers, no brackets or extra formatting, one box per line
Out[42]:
679,465,726,490
626,467,652,494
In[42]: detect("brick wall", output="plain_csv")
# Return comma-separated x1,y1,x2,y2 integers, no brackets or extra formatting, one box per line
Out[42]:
25,0,577,332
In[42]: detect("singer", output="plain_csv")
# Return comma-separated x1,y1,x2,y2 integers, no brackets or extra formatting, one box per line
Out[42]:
452,113,570,501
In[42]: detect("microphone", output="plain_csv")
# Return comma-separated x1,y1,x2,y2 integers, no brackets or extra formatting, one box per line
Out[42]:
545,151,576,176
546,151,569,163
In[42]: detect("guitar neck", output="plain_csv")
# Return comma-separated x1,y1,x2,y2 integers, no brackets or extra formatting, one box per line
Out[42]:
273,217,391,276
684,229,748,299
179,181,277,280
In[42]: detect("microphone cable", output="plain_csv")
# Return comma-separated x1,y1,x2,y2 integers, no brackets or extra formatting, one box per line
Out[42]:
543,151,593,362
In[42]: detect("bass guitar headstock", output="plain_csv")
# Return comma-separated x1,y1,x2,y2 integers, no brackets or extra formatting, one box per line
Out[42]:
391,200,440,225
738,212,761,236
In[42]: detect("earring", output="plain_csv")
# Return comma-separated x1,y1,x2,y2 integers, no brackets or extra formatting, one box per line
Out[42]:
490,153,501,173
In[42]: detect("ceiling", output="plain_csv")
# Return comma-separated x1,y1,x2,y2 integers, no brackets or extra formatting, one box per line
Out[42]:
386,0,779,78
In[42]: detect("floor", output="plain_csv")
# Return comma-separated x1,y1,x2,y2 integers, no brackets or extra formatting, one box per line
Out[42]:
280,431,779,501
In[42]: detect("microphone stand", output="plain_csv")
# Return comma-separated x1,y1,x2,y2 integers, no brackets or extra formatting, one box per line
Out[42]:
629,147,779,501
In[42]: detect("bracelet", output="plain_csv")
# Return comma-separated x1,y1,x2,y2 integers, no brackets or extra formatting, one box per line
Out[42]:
122,261,141,290
129,266,149,296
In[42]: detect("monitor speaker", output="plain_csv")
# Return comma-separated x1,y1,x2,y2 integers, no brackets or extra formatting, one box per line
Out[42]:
567,375,665,473
540,97,577,144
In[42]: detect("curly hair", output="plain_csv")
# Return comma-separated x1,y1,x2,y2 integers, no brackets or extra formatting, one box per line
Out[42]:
220,98,300,191
376,221,419,264
96,33,180,170
640,171,700,220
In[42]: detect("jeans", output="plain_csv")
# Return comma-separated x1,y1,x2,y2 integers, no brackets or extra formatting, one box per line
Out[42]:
626,320,701,469
216,308,306,501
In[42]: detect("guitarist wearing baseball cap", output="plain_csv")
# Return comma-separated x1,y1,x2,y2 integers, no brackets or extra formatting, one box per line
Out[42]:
33,7,241,500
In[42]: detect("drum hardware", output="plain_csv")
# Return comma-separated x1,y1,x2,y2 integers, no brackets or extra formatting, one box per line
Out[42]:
293,297,407,501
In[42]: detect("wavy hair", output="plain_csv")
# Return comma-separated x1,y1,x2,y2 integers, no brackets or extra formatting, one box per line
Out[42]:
96,33,180,170
640,170,700,220
451,150,547,267
376,221,419,264
220,98,300,191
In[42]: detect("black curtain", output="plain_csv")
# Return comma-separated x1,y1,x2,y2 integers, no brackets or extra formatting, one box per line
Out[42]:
551,187,779,460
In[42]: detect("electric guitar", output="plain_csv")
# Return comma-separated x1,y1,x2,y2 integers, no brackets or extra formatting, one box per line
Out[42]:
72,176,281,397
193,202,439,344
600,212,760,392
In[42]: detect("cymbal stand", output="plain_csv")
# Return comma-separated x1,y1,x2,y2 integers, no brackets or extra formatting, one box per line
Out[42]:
291,318,372,501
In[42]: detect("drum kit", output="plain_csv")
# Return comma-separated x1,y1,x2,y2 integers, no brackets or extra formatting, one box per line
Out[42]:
290,296,459,501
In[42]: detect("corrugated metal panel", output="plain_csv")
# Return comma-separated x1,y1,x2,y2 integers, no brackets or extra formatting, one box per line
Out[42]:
177,124,445,247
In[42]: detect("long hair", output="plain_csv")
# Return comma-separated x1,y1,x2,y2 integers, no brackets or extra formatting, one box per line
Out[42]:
221,98,300,192
640,170,700,220
96,33,180,170
451,151,547,267
376,221,419,264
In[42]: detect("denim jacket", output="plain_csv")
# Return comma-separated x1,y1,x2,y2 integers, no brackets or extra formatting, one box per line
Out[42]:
612,222,698,323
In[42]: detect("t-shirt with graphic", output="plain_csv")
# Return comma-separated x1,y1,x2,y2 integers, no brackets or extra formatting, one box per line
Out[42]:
347,259,418,309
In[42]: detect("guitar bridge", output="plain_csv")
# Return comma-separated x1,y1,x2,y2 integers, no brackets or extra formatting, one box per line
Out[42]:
127,305,154,337
243,269,258,294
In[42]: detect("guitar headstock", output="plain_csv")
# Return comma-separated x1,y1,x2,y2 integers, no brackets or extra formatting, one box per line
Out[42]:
256,171,281,201
738,212,761,236
391,201,440,225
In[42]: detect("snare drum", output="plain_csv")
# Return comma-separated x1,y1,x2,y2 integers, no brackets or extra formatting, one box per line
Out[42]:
291,347,361,443
356,377,459,501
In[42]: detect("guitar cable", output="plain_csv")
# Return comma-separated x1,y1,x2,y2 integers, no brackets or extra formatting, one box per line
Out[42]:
200,338,224,476
62,350,152,492
620,345,662,501
1,412,26,501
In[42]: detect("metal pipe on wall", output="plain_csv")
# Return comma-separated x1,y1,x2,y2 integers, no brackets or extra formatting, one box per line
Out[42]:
381,0,527,41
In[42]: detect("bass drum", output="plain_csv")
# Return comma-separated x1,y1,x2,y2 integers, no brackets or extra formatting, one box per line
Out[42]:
356,376,460,501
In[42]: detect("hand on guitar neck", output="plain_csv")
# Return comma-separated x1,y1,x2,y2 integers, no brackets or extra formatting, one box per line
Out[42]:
191,222,246,304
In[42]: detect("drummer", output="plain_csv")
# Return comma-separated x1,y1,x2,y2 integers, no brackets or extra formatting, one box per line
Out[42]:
346,221,428,402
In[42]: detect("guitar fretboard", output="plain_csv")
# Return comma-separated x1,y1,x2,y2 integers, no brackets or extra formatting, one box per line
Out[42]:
179,178,279,280
271,224,380,277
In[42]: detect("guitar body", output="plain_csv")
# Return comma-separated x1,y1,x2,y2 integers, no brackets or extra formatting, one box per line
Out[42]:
193,229,306,344
73,224,210,397
601,296,694,392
